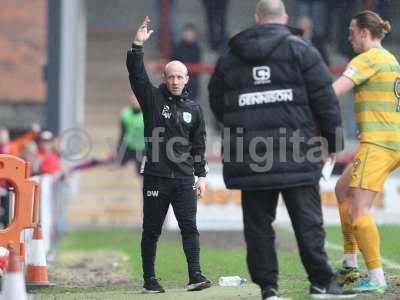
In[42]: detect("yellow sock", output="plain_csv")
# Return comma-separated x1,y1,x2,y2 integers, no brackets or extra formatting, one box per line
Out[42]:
352,215,382,269
338,200,358,254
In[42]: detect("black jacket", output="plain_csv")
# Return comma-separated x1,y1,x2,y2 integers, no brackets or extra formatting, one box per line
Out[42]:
208,24,343,190
127,44,207,178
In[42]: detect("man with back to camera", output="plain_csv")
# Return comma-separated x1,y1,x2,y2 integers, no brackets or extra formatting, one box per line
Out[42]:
208,0,356,299
126,16,210,293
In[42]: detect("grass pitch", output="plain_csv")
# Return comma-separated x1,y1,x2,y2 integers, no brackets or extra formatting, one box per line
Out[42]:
35,226,400,299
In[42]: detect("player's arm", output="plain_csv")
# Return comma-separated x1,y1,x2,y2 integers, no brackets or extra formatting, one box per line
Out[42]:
299,45,343,154
334,54,376,97
333,76,355,97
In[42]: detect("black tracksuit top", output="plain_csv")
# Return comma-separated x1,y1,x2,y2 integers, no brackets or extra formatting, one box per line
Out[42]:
127,44,207,178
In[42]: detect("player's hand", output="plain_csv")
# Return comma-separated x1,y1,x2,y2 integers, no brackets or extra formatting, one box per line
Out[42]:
324,153,336,163
195,177,206,199
134,16,154,46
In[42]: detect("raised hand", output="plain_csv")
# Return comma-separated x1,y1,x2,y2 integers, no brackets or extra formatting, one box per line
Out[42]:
134,16,154,45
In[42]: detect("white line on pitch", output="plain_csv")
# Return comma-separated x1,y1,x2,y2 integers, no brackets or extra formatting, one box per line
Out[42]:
325,241,400,270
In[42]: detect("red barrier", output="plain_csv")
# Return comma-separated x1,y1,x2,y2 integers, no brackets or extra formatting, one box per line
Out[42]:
159,0,171,60
0,155,39,257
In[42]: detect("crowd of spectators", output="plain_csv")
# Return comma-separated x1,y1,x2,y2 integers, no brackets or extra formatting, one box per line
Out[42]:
0,124,61,228
158,0,395,140
0,124,60,176
159,0,394,61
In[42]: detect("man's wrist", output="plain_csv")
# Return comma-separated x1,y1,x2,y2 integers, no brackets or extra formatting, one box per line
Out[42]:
133,40,143,46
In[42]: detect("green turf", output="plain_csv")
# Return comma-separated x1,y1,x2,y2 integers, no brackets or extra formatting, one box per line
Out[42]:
59,229,250,289
325,225,400,266
36,226,400,299
49,228,308,298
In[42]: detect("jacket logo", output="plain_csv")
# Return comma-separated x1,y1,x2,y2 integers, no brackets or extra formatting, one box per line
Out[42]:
146,190,159,197
183,112,192,123
238,89,293,107
253,66,271,85
162,105,172,119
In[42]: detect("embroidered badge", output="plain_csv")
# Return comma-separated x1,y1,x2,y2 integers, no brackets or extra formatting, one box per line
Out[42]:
183,112,192,123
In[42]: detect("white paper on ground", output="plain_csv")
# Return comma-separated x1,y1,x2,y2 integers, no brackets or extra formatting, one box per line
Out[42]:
322,157,336,181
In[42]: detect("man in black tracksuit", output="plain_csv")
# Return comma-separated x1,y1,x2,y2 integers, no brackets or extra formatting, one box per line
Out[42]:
126,17,210,293
208,1,355,299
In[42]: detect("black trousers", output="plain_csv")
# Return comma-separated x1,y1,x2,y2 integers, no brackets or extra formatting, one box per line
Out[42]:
201,0,229,51
241,184,334,290
141,175,200,279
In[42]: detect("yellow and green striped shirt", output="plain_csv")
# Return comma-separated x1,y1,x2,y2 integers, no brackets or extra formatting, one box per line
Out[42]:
344,47,400,151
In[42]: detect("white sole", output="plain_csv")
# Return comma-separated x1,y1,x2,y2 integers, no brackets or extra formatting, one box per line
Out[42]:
186,281,211,291
311,294,357,299
142,288,164,294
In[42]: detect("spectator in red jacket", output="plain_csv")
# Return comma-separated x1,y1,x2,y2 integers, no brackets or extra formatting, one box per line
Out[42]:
37,131,60,175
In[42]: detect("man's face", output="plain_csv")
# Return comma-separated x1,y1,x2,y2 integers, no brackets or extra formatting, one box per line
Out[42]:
39,140,54,153
163,61,189,96
183,29,197,43
348,19,365,54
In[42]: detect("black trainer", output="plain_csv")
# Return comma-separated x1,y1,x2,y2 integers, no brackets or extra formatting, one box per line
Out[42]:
186,272,211,291
143,277,165,293
310,278,357,299
262,286,282,300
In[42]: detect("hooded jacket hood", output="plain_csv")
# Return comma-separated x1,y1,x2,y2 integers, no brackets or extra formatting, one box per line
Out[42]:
229,24,293,64
159,83,190,101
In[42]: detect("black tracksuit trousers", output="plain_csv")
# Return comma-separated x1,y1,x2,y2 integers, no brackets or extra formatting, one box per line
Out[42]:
241,184,334,290
141,175,201,279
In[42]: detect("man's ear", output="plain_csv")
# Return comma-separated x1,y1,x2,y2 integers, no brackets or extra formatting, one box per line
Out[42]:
185,75,189,85
283,13,289,25
162,72,167,83
361,28,370,40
